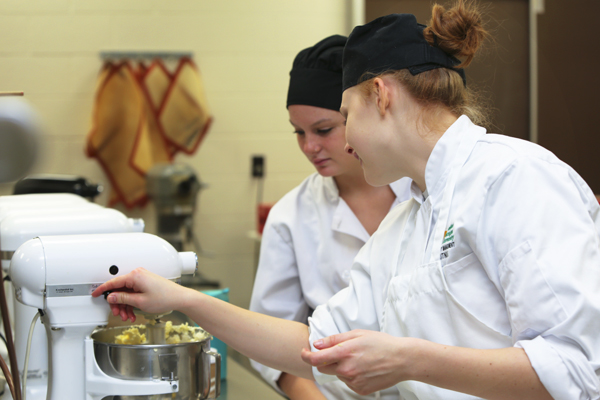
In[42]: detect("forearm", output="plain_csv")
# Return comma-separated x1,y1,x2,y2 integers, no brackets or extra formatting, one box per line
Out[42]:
278,373,328,400
409,340,552,400
177,287,313,380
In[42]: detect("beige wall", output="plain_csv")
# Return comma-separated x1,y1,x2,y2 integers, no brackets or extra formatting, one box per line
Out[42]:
0,0,350,308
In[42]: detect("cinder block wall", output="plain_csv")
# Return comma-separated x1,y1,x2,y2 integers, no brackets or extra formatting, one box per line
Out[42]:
0,0,349,308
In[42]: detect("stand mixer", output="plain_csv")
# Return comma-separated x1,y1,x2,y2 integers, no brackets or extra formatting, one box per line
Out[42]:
9,232,213,400
0,193,91,208
0,207,144,400
0,198,103,335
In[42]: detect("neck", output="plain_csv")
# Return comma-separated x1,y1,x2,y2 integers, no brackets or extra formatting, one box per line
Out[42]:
409,110,458,193
334,167,376,198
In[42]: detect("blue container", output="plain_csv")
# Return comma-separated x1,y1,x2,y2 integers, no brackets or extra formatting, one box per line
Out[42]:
200,288,229,380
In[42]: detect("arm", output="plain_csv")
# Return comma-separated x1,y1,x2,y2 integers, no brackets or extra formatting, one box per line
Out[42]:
302,330,551,400
92,268,314,380
277,373,328,400
478,157,600,399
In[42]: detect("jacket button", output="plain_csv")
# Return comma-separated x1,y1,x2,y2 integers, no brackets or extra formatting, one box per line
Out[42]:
342,270,351,282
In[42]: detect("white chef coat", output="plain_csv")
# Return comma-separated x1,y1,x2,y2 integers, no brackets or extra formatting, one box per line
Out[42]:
250,172,412,399
310,115,600,400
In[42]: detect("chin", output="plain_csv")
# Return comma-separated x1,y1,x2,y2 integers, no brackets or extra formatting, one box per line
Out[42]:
315,166,339,177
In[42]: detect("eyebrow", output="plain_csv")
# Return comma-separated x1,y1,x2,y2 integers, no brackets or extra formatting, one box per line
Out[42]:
289,118,335,128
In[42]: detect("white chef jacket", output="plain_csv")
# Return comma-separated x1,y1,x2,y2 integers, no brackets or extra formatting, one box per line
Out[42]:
250,172,412,399
310,115,600,400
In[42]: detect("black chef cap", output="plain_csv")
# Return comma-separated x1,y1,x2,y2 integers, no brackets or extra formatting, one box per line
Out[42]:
342,14,466,91
287,35,347,111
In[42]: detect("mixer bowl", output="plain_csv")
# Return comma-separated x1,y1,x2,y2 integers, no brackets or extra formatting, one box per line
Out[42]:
91,325,220,399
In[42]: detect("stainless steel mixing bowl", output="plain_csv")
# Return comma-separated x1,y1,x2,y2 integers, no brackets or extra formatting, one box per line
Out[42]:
91,324,220,399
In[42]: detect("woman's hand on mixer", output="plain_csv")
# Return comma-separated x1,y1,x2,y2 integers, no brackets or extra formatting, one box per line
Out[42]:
92,268,186,322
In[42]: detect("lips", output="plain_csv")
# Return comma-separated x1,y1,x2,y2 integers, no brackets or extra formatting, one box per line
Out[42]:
313,158,329,166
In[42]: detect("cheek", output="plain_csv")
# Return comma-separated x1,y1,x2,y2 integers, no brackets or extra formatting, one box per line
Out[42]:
331,131,350,153
344,122,356,147
345,123,366,153
296,135,306,152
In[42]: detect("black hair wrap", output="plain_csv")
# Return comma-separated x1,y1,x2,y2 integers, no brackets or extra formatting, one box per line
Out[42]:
342,14,466,91
286,35,347,111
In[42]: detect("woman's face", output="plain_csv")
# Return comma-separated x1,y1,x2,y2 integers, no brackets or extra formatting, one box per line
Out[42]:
289,104,359,177
341,83,415,187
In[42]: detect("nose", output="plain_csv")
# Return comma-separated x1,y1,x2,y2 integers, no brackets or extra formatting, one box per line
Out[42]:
303,133,322,153
344,143,354,155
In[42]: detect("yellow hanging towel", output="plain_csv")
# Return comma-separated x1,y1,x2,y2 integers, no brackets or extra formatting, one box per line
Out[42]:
131,60,177,177
86,62,149,208
86,57,213,208
157,58,213,154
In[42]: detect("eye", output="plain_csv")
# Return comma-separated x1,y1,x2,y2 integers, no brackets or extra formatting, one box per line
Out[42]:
316,128,333,135
294,130,305,135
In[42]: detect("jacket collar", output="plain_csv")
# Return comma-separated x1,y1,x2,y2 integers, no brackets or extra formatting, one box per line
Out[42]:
420,115,486,204
322,175,339,203
325,176,410,241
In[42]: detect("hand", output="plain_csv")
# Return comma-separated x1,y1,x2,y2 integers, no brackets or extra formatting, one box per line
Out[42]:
91,268,187,322
301,330,415,395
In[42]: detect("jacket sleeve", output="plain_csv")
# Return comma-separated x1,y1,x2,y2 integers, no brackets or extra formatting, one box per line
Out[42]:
308,236,378,385
479,156,600,400
249,208,310,393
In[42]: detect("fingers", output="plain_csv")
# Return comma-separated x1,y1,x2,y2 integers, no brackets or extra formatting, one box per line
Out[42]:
301,348,351,379
127,305,136,322
313,330,362,350
303,331,367,368
91,268,147,297
301,343,348,368
92,275,131,297
107,290,140,309
109,303,137,322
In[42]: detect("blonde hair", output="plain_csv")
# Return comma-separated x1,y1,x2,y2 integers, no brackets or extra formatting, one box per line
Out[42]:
359,0,491,130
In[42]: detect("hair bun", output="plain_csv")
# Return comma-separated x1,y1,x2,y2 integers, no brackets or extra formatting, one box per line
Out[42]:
423,0,488,68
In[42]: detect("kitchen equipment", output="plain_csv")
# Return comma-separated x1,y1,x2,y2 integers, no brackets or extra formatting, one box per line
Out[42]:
0,195,103,398
1,207,144,400
146,163,205,252
0,200,103,325
91,324,219,400
13,174,103,201
0,192,90,207
0,199,103,348
10,232,219,400
146,163,218,288
0,97,39,183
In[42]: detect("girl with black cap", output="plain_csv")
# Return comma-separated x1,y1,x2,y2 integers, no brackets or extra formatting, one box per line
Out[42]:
94,1,600,399
249,35,409,400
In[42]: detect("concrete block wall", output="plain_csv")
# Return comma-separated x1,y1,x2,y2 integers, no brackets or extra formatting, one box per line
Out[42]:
0,0,350,308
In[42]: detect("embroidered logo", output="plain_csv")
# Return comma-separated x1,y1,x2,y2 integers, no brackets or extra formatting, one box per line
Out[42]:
440,223,455,260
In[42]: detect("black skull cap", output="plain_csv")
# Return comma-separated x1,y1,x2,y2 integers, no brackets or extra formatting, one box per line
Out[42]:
342,14,466,91
287,34,347,111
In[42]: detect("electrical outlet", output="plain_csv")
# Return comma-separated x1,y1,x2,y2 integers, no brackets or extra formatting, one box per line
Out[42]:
252,155,265,178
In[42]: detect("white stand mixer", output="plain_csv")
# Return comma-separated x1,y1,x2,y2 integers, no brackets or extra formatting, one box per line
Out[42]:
0,206,144,400
0,195,104,399
10,232,197,400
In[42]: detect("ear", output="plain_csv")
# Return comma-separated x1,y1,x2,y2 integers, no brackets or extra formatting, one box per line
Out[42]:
372,77,390,117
